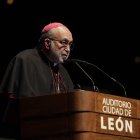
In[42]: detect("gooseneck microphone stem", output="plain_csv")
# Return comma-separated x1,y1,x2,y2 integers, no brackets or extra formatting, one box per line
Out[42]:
69,59,127,97
74,61,97,92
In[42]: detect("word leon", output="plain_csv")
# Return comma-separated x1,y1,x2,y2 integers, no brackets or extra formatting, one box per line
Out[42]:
100,116,133,133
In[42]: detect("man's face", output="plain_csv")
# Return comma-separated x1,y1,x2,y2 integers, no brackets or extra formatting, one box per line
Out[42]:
47,26,73,63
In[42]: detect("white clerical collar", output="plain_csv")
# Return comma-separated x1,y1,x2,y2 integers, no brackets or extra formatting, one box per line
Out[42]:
53,63,58,66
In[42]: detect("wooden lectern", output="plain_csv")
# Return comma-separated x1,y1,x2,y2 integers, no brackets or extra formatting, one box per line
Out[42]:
1,90,140,140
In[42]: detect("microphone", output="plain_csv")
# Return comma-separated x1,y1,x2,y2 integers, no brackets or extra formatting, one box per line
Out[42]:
66,59,98,92
68,59,127,97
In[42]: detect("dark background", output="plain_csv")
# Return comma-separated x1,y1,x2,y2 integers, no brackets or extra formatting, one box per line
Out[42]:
0,0,140,99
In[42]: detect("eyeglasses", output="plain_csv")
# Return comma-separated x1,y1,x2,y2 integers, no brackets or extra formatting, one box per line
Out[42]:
48,38,74,50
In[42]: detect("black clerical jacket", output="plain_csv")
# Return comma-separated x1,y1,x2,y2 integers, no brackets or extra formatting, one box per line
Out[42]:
0,47,74,97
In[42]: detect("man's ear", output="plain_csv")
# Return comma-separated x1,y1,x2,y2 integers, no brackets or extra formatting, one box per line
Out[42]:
44,38,51,50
